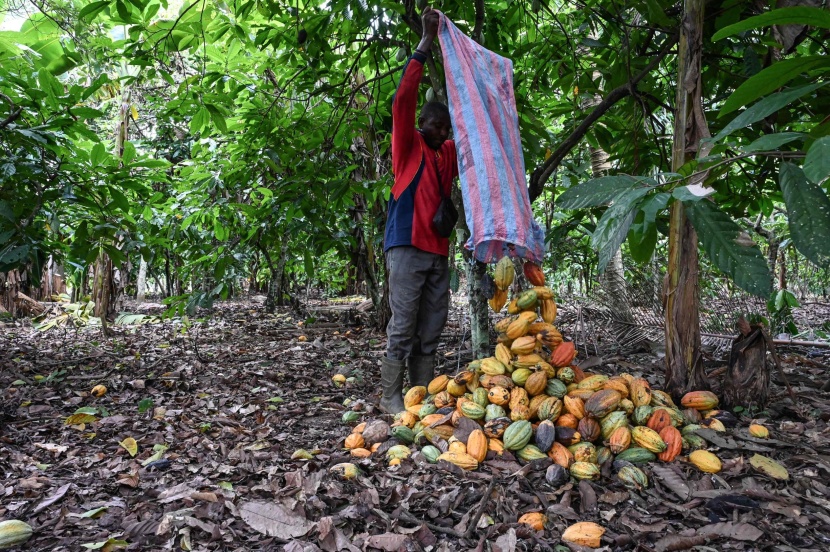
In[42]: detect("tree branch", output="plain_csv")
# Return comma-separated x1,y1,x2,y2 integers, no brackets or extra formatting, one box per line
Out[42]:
473,0,485,44
0,93,22,129
528,34,678,203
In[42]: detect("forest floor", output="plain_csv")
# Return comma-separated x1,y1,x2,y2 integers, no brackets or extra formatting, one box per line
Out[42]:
1,295,830,551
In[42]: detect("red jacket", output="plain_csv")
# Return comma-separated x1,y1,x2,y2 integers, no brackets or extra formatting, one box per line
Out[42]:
384,53,458,257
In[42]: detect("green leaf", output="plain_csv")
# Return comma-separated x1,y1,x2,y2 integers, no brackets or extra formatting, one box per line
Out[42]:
90,143,106,167
213,218,226,240
778,163,830,267
304,250,314,276
742,132,804,153
720,57,830,116
712,7,830,41
190,107,210,134
69,106,105,119
592,187,651,272
685,201,771,297
803,136,830,184
79,1,111,22
642,0,674,27
713,82,827,143
108,186,130,213
627,215,658,264
80,506,108,518
38,67,63,101
120,141,135,164
557,176,641,209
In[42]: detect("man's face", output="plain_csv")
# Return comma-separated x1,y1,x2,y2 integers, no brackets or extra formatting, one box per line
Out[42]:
419,114,452,150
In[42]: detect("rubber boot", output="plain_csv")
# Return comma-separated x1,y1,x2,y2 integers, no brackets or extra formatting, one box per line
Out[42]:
407,355,435,388
379,357,406,414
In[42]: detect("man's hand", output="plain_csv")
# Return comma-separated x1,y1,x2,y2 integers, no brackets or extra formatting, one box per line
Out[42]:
421,7,439,39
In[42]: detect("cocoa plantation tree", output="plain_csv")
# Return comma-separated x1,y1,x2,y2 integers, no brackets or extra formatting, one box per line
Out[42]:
2,0,828,397
550,3,830,402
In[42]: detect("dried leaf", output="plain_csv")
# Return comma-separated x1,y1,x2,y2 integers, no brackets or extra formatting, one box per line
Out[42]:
697,521,764,541
750,454,789,480
117,472,139,488
493,527,517,552
65,413,97,425
655,534,706,552
238,501,314,538
32,482,71,514
578,480,597,512
650,465,691,501
364,534,410,551
34,442,68,455
283,542,322,552
119,437,138,457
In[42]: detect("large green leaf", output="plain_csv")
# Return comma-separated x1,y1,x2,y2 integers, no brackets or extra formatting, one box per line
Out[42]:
79,1,112,22
713,82,827,143
557,176,646,209
742,132,804,153
592,187,651,272
778,163,830,267
685,200,771,297
719,57,830,117
712,7,830,41
803,136,830,185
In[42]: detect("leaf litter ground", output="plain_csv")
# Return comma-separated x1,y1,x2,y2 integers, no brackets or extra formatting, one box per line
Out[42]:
1,297,829,551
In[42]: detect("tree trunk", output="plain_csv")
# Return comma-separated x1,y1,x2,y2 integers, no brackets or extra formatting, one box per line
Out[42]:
92,252,112,337
778,249,787,290
456,221,489,359
136,257,148,303
722,318,770,409
164,252,172,297
664,0,707,398
275,239,290,306
260,244,278,314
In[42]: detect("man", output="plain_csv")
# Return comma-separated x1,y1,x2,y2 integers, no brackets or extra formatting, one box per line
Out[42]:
380,7,459,414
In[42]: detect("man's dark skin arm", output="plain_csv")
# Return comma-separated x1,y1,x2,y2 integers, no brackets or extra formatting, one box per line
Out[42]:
416,7,439,56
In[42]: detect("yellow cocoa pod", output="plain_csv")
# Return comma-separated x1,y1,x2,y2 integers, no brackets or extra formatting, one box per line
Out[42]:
494,256,515,290
749,423,769,438
437,451,478,470
562,521,605,548
539,298,557,324
511,336,537,355
495,343,513,366
404,386,426,408
427,375,450,395
489,288,508,312
506,317,530,340
344,433,364,450
689,450,722,473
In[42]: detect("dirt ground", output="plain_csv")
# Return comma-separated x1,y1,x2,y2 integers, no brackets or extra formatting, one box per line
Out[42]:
1,297,829,551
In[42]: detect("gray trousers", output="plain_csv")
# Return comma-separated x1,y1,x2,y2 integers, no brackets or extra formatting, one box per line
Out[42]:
385,246,450,361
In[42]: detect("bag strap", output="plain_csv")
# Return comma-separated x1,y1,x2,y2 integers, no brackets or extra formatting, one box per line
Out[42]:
432,150,448,199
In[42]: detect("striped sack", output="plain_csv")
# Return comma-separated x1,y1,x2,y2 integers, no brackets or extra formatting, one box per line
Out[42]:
437,12,545,263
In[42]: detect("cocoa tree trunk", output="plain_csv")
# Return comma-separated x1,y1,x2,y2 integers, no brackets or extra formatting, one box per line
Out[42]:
92,252,112,337
136,257,148,303
259,244,279,314
664,0,707,398
722,317,770,409
275,239,290,306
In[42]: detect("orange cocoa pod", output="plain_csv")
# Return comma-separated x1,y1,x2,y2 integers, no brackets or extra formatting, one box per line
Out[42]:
548,441,574,468
467,429,488,462
518,511,547,531
647,408,674,433
657,426,682,462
